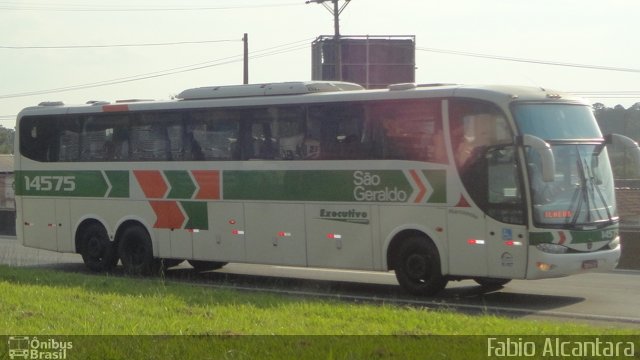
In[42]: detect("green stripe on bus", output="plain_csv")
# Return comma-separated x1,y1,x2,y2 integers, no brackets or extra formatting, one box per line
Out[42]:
105,171,129,198
529,232,554,245
16,171,106,197
181,201,208,230
530,228,618,245
165,171,196,199
424,169,446,203
223,169,446,203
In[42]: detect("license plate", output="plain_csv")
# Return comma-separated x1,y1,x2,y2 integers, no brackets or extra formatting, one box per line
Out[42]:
582,260,598,270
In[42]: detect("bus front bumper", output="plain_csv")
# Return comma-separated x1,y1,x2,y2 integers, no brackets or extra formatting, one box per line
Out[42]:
525,243,621,280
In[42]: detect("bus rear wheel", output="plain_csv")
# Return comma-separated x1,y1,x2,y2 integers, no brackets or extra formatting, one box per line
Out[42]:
187,260,227,272
393,236,448,296
79,223,118,272
118,225,159,276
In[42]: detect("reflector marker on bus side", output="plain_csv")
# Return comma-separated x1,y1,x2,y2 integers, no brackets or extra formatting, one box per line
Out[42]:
467,239,485,245
327,233,342,239
232,229,245,235
504,240,523,246
278,232,292,237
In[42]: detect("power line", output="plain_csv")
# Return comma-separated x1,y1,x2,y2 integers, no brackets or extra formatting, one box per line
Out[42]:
0,38,313,100
0,1,303,12
417,47,640,74
0,39,239,50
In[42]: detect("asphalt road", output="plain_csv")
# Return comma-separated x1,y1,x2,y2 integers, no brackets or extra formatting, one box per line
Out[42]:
2,236,639,327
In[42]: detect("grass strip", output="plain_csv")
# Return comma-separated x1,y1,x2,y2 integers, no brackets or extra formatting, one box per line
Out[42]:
0,265,637,359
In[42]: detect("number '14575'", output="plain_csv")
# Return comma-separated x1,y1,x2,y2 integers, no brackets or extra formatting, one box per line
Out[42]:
24,175,76,192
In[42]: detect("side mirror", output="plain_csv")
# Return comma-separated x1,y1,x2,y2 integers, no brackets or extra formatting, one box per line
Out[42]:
519,135,556,182
606,134,640,176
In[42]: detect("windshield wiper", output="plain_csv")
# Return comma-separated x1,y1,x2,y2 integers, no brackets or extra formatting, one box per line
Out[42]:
568,157,614,228
568,158,587,226
586,158,614,224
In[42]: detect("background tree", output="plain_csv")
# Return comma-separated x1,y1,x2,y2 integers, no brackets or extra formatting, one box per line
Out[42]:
0,126,14,154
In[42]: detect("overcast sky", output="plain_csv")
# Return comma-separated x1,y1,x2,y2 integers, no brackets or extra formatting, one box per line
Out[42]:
1,0,639,127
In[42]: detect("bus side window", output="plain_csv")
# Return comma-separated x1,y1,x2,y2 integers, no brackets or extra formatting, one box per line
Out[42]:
58,117,81,162
20,116,58,162
81,115,129,161
368,100,444,163
275,107,305,160
308,103,365,160
189,110,240,161
131,114,171,161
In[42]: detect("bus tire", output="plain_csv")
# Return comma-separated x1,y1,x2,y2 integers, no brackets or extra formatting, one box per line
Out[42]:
188,260,227,272
118,225,159,276
473,277,511,287
393,236,448,296
79,223,118,272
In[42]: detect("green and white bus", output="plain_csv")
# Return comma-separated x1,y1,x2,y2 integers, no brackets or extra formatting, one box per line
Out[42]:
14,81,639,295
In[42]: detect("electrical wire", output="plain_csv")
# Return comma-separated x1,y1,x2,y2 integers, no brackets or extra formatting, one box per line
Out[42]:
0,39,239,50
417,47,640,74
0,1,303,12
0,38,313,100
571,91,640,98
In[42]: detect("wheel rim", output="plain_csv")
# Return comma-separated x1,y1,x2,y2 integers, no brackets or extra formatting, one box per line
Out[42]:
86,235,103,259
405,253,428,283
120,229,151,273
124,241,145,266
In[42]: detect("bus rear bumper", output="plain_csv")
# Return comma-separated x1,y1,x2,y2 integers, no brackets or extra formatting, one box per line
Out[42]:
525,244,621,280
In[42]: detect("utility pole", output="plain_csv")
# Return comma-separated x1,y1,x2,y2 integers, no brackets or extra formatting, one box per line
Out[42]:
243,33,249,84
306,0,352,80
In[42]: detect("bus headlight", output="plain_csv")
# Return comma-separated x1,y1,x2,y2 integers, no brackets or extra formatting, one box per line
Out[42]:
608,237,620,250
536,243,568,254
536,262,556,271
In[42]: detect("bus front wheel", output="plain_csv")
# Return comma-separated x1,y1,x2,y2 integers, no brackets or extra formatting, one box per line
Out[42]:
118,225,159,276
79,223,118,272
393,236,448,296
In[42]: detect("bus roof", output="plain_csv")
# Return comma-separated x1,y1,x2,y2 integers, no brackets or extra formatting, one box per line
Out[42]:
17,81,589,118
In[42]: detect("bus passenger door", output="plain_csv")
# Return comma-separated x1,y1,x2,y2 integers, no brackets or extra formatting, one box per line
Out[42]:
484,144,528,279
244,203,307,266
485,219,527,279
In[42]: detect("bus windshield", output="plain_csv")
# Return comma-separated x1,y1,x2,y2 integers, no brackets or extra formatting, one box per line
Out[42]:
513,103,617,228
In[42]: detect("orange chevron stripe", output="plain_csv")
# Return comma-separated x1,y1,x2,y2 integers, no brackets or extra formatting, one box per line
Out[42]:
134,170,168,199
192,170,220,200
409,169,427,203
150,201,185,229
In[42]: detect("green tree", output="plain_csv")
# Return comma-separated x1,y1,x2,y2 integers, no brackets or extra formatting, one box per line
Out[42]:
0,126,14,154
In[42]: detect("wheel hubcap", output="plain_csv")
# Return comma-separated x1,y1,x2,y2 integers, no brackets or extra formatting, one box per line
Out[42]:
406,253,428,282
86,236,103,258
